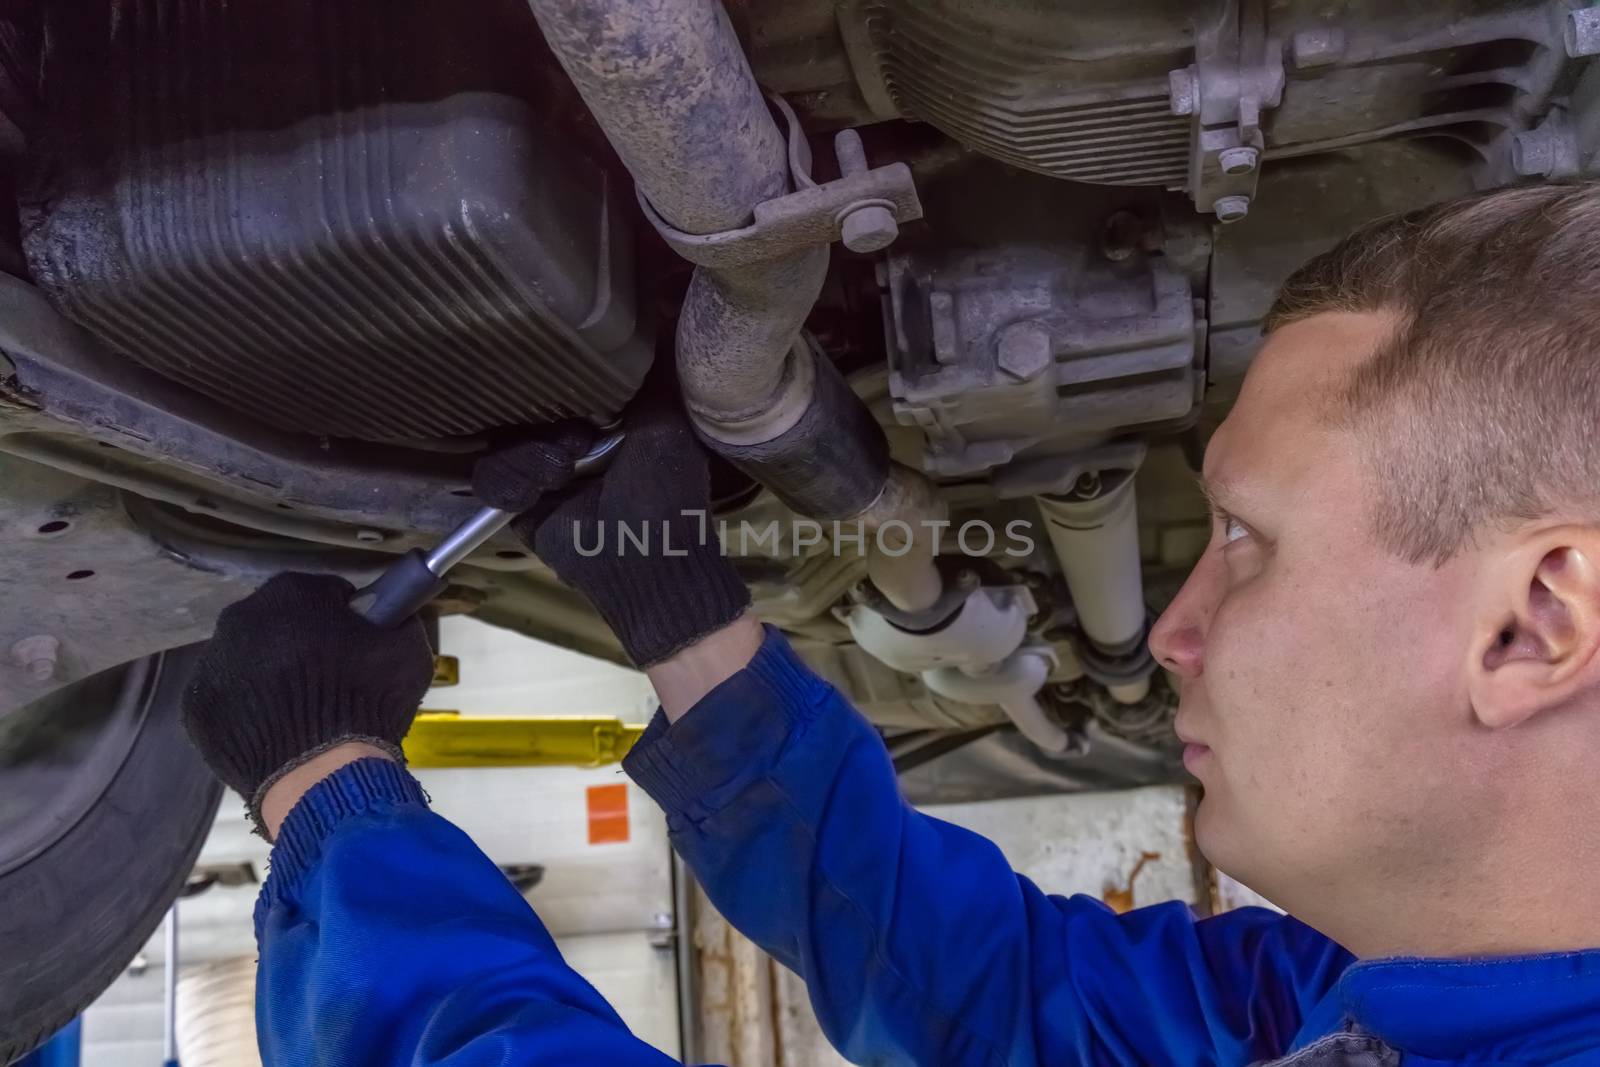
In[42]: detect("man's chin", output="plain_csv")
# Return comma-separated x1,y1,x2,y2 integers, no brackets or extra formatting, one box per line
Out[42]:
1191,797,1288,910
1191,790,1237,874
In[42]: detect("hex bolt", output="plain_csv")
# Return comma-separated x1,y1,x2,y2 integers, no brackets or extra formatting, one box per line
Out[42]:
1218,146,1259,175
1212,195,1251,223
1567,7,1600,58
995,320,1053,381
11,634,60,685
1167,67,1197,116
834,128,899,254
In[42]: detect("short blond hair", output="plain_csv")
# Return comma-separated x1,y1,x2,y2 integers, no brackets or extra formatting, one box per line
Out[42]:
1264,183,1600,564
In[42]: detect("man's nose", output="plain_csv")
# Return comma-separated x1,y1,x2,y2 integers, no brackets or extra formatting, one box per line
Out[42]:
1149,613,1203,679
1148,556,1218,680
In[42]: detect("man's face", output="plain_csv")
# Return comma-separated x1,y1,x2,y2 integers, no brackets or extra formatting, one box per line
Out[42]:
1149,311,1498,925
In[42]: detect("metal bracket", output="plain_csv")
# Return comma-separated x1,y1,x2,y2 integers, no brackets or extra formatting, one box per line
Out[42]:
993,440,1149,499
1169,0,1284,222
637,95,924,269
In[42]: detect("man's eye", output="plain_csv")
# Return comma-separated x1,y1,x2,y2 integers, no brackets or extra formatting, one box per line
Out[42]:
1222,516,1250,545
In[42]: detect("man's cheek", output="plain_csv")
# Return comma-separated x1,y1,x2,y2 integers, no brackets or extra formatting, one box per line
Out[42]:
1204,592,1275,702
1209,595,1309,769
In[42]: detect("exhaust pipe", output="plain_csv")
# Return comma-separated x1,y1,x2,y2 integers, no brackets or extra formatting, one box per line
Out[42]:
527,0,941,609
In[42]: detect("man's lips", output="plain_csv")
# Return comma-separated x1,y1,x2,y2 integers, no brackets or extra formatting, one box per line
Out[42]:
1173,717,1212,771
1173,716,1205,748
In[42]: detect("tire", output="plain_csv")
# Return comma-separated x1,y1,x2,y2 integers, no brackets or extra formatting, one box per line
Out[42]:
0,647,221,1063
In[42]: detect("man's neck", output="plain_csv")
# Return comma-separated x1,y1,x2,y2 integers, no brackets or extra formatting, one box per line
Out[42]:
1306,844,1600,960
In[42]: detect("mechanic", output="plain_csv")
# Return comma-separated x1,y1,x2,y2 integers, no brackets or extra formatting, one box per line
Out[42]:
181,182,1600,1066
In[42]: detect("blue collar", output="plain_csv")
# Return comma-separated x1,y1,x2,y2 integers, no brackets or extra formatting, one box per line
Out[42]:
1332,948,1600,1062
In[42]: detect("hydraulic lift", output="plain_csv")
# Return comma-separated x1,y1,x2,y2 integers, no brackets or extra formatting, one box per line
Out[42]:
404,653,647,770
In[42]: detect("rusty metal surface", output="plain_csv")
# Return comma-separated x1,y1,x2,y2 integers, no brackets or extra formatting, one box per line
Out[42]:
527,0,908,551
527,0,834,442
527,0,788,236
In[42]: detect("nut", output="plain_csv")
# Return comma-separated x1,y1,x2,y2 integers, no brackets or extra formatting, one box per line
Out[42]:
1568,8,1600,57
11,634,60,685
1217,146,1259,175
995,320,1053,381
1167,67,1197,117
1212,195,1251,224
1291,27,1346,69
1511,116,1577,178
841,203,899,254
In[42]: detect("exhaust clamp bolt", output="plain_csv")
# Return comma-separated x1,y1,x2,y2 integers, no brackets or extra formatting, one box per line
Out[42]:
841,202,900,253
833,129,899,253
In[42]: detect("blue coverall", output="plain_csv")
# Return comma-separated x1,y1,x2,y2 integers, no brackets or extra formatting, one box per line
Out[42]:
255,628,1600,1065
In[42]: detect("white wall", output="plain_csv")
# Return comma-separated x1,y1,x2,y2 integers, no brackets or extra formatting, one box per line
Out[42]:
424,615,655,719
925,783,1198,909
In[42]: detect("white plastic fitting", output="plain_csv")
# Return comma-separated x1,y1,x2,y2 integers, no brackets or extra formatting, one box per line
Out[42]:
842,586,1069,753
842,585,1033,674
923,645,1068,753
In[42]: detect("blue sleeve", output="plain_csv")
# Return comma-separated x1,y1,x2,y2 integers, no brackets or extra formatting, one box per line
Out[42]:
252,757,689,1067
623,627,1353,1066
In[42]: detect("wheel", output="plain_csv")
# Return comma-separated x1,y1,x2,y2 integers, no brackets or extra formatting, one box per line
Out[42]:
0,647,221,1063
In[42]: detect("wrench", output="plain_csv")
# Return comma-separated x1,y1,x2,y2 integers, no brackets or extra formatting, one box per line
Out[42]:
349,427,624,627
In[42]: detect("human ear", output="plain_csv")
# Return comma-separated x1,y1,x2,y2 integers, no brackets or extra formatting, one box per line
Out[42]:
1469,529,1600,729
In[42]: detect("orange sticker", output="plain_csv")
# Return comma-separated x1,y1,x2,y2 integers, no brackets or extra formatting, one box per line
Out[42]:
586,783,630,845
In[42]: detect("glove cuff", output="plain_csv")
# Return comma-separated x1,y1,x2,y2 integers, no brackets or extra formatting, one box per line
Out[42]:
246,735,407,838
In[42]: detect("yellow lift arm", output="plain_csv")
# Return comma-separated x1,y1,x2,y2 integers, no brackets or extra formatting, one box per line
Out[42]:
409,653,645,769
403,711,646,769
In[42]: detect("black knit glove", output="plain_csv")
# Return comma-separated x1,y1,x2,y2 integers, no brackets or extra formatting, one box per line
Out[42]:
181,572,434,833
473,391,750,668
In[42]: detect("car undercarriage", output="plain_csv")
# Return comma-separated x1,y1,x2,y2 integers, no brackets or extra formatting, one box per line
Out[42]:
0,0,1591,1049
